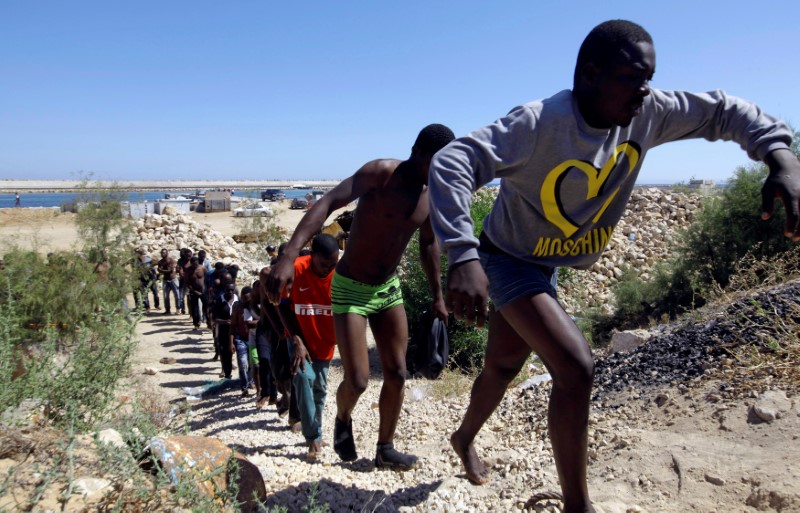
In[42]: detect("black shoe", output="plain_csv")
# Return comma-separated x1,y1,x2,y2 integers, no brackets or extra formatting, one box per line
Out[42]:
375,442,417,470
333,417,357,462
277,405,289,418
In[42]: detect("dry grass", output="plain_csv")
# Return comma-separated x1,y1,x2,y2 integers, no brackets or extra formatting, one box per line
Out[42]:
429,369,476,400
719,299,800,394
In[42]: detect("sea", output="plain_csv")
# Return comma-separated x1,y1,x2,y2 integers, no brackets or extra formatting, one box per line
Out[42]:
1,180,686,210
0,189,313,209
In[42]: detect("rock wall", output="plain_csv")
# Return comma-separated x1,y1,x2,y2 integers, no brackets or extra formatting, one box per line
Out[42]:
133,207,266,278
558,187,704,315
133,188,706,313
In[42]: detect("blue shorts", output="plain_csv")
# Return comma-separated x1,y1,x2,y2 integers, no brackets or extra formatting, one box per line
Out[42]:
478,248,557,311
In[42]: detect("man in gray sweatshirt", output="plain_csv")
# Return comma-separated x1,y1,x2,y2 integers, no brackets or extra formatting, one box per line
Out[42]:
428,19,800,513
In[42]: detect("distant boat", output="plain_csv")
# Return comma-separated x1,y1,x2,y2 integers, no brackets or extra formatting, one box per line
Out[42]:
161,194,191,202
292,183,310,189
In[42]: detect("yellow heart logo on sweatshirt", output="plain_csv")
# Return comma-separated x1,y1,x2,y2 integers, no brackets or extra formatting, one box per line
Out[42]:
540,142,640,238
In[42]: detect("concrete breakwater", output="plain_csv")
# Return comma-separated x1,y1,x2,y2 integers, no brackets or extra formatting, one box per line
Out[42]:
0,179,341,193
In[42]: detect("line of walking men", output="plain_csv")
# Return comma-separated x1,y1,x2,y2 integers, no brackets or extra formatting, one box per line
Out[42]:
134,243,325,439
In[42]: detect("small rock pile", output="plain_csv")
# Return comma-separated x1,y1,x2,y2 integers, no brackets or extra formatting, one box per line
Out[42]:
593,280,800,398
558,187,705,315
133,208,266,277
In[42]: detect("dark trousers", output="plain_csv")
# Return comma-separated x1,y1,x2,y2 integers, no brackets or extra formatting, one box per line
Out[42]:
188,293,202,327
271,337,299,422
162,279,180,313
255,328,277,400
199,294,207,323
258,357,276,400
134,281,159,309
218,326,233,379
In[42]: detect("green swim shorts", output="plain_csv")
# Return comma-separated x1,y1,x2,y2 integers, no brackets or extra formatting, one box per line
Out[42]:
331,272,403,316
248,344,258,365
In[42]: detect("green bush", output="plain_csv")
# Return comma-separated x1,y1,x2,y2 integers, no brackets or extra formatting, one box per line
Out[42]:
401,187,498,371
680,132,799,291
609,131,800,326
0,184,139,430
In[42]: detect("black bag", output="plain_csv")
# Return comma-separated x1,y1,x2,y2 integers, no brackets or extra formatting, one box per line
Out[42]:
271,336,292,383
412,311,449,380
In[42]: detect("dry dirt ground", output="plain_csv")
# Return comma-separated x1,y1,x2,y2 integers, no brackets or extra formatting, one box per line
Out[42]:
2,206,800,512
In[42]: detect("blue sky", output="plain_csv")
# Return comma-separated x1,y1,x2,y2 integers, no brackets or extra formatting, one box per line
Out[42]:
1,1,798,183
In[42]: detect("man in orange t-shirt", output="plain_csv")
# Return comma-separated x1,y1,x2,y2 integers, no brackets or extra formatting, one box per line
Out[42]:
279,233,339,459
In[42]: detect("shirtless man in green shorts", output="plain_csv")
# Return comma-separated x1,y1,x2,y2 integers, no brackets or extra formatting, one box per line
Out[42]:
267,123,455,469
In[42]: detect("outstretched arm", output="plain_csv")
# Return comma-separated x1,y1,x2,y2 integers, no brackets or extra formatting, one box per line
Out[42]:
761,148,800,240
419,217,447,322
265,162,387,304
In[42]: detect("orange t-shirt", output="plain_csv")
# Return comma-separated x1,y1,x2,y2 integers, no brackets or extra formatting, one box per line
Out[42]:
290,255,335,361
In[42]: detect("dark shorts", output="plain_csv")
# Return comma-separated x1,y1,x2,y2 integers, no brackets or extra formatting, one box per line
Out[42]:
478,233,557,311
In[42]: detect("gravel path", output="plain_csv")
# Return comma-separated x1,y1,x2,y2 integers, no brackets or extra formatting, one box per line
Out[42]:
131,281,800,512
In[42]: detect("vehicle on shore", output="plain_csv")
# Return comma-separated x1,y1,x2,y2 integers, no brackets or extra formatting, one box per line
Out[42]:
289,197,308,210
306,190,325,208
261,189,286,202
233,203,273,217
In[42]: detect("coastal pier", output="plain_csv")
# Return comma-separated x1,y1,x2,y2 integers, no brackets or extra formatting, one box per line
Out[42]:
0,180,340,193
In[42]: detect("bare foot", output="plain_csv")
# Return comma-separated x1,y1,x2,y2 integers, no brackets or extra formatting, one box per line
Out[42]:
450,431,489,484
307,441,321,460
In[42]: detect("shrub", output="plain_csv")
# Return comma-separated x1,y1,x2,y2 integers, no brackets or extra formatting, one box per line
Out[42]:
609,130,800,327
0,183,139,429
679,164,792,290
401,187,498,372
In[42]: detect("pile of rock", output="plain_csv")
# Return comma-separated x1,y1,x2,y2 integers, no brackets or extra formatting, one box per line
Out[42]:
594,280,800,397
133,208,265,278
558,187,705,315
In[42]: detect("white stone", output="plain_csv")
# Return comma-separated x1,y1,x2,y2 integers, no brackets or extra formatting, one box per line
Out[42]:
610,329,651,353
97,428,126,449
753,390,792,422
71,477,111,497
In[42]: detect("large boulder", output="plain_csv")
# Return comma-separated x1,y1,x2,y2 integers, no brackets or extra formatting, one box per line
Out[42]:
610,329,651,353
145,435,266,512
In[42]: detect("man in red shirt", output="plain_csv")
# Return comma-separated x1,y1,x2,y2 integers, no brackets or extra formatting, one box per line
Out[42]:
279,234,339,459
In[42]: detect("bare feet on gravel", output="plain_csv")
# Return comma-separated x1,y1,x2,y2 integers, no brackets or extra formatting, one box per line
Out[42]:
450,431,489,485
307,441,321,460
